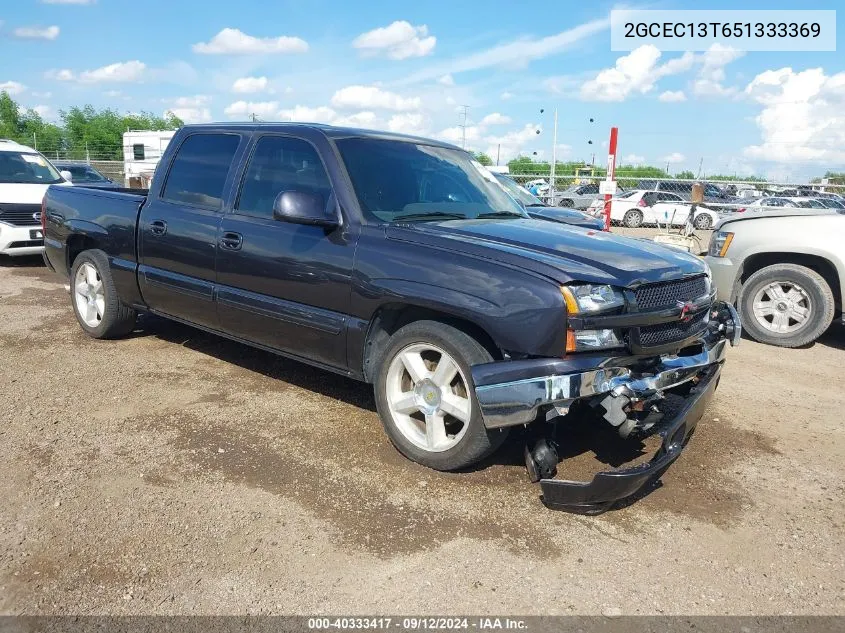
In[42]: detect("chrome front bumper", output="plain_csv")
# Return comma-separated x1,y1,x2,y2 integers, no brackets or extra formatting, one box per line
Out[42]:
473,303,740,429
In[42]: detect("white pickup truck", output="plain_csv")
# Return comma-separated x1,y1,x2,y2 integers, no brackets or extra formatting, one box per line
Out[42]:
705,208,844,347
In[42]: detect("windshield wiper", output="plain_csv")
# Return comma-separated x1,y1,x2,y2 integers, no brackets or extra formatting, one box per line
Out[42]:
475,211,526,219
391,212,467,222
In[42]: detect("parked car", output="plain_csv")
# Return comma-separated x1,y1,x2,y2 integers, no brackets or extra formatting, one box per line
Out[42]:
706,208,843,347
738,197,826,212
816,197,845,209
0,139,71,257
52,162,120,189
588,190,720,230
492,172,605,231
638,180,738,208
553,182,601,209
43,123,740,513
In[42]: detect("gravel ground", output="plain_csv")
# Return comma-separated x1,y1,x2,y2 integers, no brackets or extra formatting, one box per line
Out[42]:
1,239,843,615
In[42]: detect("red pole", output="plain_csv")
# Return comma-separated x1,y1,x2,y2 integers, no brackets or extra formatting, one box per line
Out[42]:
603,126,618,231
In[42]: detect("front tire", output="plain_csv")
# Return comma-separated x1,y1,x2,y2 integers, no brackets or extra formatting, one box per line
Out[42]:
374,321,509,471
70,249,137,339
623,209,643,228
739,263,834,348
693,212,713,230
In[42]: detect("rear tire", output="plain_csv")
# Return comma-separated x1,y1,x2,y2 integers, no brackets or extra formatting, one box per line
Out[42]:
738,263,834,348
623,209,643,228
693,212,713,230
374,320,509,471
70,249,137,339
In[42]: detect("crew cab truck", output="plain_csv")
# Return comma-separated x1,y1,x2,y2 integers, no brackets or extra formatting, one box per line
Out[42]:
43,123,740,513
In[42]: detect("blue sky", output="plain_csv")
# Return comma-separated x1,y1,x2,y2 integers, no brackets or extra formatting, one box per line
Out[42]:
1,0,843,181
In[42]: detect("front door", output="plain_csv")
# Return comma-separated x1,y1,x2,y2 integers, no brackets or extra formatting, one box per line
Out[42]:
138,132,246,329
215,134,357,369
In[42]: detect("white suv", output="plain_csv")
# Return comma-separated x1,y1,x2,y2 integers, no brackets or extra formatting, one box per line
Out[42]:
0,140,72,257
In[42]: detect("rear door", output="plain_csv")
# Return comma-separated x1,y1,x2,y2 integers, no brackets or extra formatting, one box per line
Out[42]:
215,133,356,369
138,131,247,329
652,192,689,225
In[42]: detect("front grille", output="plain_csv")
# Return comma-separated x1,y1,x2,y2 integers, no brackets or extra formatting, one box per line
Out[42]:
635,275,708,310
638,309,709,347
0,204,42,226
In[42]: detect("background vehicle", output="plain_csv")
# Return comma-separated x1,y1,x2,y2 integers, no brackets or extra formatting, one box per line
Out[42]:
553,182,601,209
738,197,829,212
492,172,605,230
0,139,71,257
588,190,720,230
638,180,738,208
53,162,120,189
123,129,176,188
43,123,738,512
706,208,844,347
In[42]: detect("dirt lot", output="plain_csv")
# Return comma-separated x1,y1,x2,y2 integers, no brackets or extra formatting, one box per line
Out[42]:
1,242,843,615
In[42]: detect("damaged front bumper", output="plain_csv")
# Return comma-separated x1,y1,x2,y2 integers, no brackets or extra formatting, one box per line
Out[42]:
471,301,741,513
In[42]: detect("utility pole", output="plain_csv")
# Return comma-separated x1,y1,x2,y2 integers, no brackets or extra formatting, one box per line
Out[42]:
251,113,258,123
549,108,558,202
33,133,37,150
496,144,501,166
458,105,470,150
697,157,703,179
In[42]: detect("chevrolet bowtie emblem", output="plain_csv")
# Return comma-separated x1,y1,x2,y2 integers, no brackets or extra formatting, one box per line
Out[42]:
676,300,695,322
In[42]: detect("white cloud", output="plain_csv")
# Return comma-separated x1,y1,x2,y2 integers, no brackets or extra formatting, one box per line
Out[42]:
232,76,270,94
193,28,308,55
79,60,146,83
743,67,845,164
164,96,212,123
352,21,436,60
45,69,75,81
224,100,279,119
331,85,420,111
662,152,686,163
480,112,511,126
32,105,55,119
437,125,483,145
658,90,686,102
333,111,377,127
580,45,694,102
0,81,27,95
398,18,608,85
13,25,60,40
39,0,95,4
483,124,544,162
277,105,338,124
621,153,646,164
32,91,52,98
438,74,454,86
692,44,744,97
500,92,513,100
104,90,122,97
387,113,427,135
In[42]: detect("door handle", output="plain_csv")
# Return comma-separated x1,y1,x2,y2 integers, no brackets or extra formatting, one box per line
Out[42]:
219,232,243,250
149,220,167,236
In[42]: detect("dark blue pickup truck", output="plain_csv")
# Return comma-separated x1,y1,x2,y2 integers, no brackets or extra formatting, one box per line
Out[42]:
42,123,740,513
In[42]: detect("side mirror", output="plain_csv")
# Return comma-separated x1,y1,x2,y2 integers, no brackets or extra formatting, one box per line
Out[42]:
272,190,338,228
60,170,73,182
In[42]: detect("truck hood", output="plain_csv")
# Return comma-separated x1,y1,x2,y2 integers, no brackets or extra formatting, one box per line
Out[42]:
386,218,707,287
717,208,839,229
0,180,71,204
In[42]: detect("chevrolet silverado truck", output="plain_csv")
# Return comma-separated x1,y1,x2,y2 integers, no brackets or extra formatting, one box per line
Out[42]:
706,208,843,348
42,123,740,513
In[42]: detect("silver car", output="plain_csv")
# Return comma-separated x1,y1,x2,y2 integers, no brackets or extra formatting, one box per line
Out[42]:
705,208,844,347
553,183,601,210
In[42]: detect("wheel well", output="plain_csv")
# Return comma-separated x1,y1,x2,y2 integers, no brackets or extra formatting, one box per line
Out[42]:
361,304,502,382
66,234,98,271
740,252,842,309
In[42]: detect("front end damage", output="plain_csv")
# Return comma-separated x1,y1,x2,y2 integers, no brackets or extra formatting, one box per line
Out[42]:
471,301,741,514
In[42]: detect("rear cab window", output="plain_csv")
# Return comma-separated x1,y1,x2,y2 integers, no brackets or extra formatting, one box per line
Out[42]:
162,133,241,209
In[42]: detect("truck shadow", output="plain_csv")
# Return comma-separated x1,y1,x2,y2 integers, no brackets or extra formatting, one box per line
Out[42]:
134,313,683,509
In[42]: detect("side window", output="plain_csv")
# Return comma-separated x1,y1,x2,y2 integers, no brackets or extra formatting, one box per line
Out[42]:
133,144,145,161
237,136,331,220
162,134,240,210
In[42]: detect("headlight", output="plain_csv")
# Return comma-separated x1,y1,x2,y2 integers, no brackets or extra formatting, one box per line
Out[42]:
708,231,734,257
561,284,625,313
566,328,624,352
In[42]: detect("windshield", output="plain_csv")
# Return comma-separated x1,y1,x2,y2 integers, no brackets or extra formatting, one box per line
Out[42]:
335,138,526,222
0,151,63,184
62,165,107,182
493,173,544,207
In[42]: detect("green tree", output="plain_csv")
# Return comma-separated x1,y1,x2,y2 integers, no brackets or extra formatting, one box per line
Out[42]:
473,151,493,166
676,170,696,180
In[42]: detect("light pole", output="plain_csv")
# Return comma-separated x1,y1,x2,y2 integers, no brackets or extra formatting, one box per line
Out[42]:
538,107,558,202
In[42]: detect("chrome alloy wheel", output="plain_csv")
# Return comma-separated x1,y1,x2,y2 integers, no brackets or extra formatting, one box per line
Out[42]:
752,281,812,334
74,262,105,328
384,343,472,453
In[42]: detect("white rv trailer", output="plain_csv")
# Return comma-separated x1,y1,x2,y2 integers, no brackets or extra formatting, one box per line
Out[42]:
122,130,176,188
